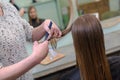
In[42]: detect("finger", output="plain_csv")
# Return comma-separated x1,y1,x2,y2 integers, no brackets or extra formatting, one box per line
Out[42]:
46,27,51,34
47,28,54,40
43,40,49,44
53,28,59,37
42,41,49,51
41,41,49,46
44,21,51,33
34,41,39,46
52,23,62,37
53,29,58,38
47,35,51,41
53,29,61,38
58,30,62,37
33,41,39,49
55,28,62,37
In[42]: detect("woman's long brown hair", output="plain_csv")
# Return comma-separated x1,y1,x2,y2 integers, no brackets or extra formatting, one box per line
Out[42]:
71,15,112,80
28,6,39,26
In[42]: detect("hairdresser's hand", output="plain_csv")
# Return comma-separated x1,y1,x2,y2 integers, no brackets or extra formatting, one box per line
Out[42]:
43,19,62,40
19,8,25,17
32,41,49,64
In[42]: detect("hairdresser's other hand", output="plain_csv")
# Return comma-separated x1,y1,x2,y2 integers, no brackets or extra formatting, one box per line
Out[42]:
32,41,49,64
43,19,62,40
19,8,25,17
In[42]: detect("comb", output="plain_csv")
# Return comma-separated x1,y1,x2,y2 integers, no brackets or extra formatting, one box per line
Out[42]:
44,21,57,50
40,21,65,65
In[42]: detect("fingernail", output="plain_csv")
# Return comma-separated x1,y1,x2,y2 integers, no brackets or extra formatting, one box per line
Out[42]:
44,40,48,44
47,31,50,34
34,41,38,45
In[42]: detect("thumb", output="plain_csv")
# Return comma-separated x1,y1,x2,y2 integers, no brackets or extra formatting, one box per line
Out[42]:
42,40,49,45
44,20,52,34
45,26,51,34
33,41,39,47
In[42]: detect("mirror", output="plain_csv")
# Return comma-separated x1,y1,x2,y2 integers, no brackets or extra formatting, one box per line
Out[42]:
77,0,120,20
15,0,120,29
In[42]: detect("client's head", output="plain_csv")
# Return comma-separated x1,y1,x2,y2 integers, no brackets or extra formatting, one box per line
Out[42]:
28,6,38,20
71,15,112,80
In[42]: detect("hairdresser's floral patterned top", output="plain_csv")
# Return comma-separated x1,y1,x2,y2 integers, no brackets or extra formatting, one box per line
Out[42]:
0,1,33,80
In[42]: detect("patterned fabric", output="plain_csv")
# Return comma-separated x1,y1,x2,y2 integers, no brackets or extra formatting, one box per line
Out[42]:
0,1,34,80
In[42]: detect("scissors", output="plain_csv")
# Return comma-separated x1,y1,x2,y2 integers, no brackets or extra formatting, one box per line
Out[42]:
44,21,52,40
44,21,57,59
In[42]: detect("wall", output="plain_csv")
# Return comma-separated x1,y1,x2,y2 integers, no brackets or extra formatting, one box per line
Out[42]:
4,0,120,11
0,0,9,2
109,0,119,11
59,0,69,7
60,0,120,11
78,0,93,4
14,0,31,7
60,0,94,8
9,0,62,28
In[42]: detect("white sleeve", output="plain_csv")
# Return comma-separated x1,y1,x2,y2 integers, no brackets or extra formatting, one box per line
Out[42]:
5,2,34,41
20,18,33,41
